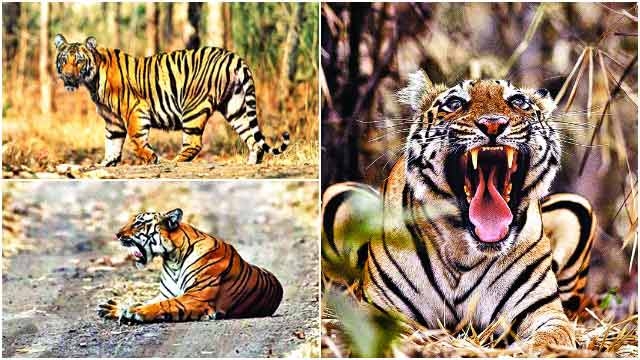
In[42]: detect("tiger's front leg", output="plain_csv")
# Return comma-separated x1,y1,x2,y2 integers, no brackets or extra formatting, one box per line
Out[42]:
126,110,158,165
510,297,575,352
97,107,126,167
100,133,126,167
98,292,217,324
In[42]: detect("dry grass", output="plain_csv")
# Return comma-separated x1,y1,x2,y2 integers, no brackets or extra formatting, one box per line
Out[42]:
2,72,318,173
322,286,638,358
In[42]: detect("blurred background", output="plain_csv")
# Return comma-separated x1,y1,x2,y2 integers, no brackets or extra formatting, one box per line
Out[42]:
321,2,637,357
2,2,318,173
2,181,319,357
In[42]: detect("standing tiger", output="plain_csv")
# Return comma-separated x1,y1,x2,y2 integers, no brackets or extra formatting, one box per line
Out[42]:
53,34,289,165
98,209,283,323
322,73,597,350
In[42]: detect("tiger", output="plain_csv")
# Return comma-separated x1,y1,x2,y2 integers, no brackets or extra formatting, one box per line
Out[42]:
97,208,283,323
321,72,597,351
53,34,289,166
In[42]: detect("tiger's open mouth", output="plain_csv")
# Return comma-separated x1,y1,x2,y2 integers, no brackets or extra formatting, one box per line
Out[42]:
60,77,80,91
446,145,528,245
119,238,147,266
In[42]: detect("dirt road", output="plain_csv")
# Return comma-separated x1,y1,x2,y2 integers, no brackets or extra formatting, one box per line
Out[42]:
3,160,317,180
2,182,319,357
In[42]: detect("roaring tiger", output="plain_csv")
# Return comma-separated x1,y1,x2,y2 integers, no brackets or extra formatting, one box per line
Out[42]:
322,73,597,350
98,209,283,323
53,34,289,165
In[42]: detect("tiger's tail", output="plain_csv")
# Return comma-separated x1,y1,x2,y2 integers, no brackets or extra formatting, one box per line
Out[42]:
322,182,382,287
222,58,289,164
541,193,597,319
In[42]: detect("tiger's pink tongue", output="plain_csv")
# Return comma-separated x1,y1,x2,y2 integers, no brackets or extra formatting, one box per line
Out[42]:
469,167,512,242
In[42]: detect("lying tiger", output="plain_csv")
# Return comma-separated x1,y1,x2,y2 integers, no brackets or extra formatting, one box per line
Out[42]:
322,73,596,351
98,209,283,323
54,34,289,165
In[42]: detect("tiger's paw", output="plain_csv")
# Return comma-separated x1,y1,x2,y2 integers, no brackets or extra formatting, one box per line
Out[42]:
97,300,144,325
97,299,123,320
247,150,264,165
147,153,159,165
135,147,159,165
99,156,121,167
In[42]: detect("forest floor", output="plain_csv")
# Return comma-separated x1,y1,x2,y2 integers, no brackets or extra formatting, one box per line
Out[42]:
2,182,320,358
2,159,317,180
2,103,319,180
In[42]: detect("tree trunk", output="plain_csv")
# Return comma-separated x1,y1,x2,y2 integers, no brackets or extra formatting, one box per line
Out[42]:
205,2,225,47
39,2,51,115
278,4,304,111
162,3,174,47
281,4,304,84
145,2,160,55
223,3,232,49
2,3,20,62
15,6,28,100
113,2,122,48
185,2,203,49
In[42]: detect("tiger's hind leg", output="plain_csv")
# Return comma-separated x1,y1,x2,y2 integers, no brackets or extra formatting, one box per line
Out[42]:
175,112,211,162
322,182,382,288
541,193,597,318
220,66,288,164
222,84,266,165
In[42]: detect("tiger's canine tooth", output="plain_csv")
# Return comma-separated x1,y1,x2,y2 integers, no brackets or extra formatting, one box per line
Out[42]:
470,148,479,170
506,147,514,168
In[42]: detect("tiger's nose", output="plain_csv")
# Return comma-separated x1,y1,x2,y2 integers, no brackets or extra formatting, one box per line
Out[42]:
475,115,509,139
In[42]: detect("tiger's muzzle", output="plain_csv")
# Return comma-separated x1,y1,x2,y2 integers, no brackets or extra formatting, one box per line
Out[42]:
60,75,80,91
117,235,148,266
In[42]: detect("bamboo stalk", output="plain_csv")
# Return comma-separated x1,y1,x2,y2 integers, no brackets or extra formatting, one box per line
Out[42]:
578,55,637,175
499,4,546,78
554,47,587,104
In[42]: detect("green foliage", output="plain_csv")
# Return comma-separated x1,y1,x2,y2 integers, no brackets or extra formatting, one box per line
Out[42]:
325,290,404,357
3,100,11,117
600,287,623,310
231,3,318,79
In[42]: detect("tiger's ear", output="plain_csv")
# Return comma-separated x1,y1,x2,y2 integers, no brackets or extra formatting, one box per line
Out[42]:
54,34,67,50
397,70,447,113
397,70,432,111
85,36,97,50
162,208,183,231
530,87,556,116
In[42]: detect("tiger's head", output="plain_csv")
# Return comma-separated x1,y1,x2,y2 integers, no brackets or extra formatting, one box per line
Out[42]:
116,209,184,269
398,72,560,254
53,34,99,91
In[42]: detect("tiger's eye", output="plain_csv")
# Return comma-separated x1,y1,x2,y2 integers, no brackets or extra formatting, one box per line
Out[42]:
510,95,530,110
443,98,463,112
